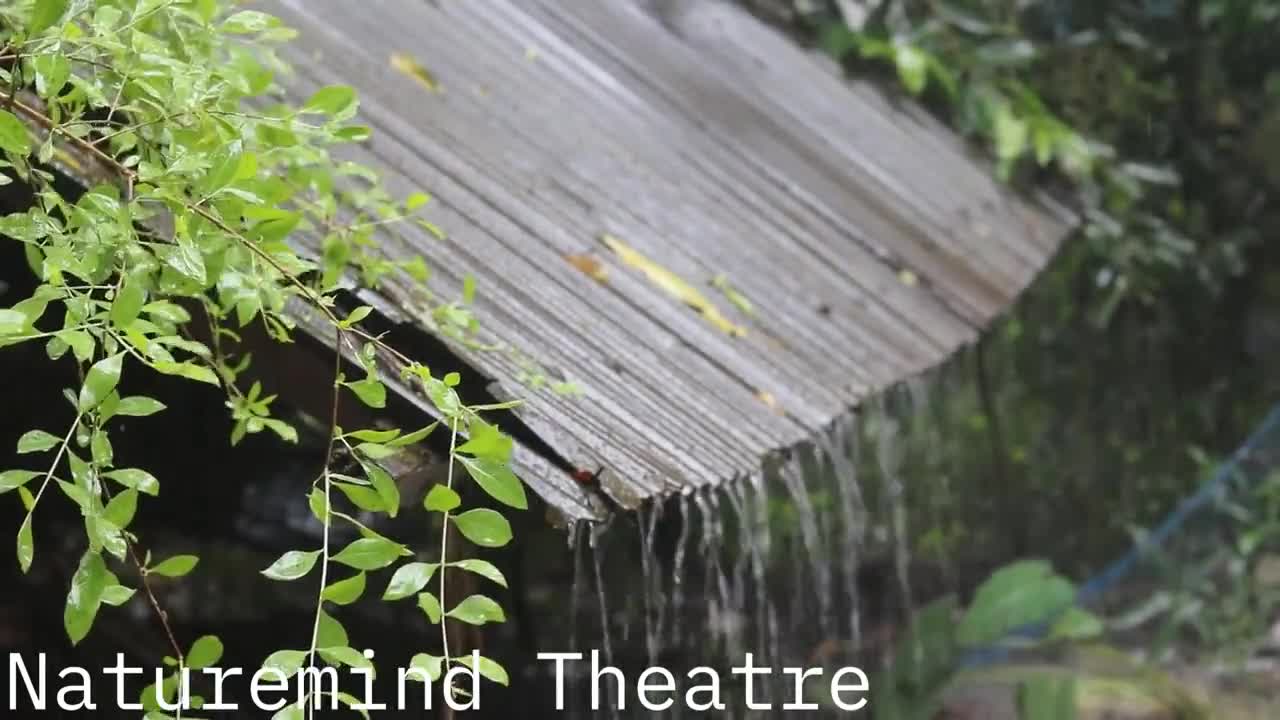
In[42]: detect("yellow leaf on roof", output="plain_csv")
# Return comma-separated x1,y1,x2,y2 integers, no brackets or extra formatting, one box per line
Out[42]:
601,234,746,338
390,52,442,93
566,253,609,283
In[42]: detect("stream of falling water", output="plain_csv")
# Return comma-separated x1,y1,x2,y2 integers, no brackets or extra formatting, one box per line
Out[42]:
589,525,619,720
668,492,692,661
824,411,867,650
779,450,836,645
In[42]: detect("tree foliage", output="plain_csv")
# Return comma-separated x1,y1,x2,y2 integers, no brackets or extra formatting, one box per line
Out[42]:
0,0,525,714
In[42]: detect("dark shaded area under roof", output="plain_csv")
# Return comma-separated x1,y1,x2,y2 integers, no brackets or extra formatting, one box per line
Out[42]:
261,0,1076,522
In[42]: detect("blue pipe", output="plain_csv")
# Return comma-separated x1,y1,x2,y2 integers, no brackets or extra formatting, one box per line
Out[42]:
960,404,1280,668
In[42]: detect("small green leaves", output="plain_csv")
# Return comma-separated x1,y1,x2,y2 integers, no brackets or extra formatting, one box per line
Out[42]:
17,515,34,573
446,595,506,626
318,646,372,671
457,654,509,686
64,550,108,645
115,396,167,417
322,572,367,606
417,592,442,623
149,555,199,579
458,456,527,510
452,559,508,588
152,361,219,386
316,609,348,648
104,468,160,496
383,562,438,601
0,110,31,156
0,470,40,493
453,509,513,548
111,283,147,329
103,489,139,528
332,537,405,570
407,653,444,682
262,650,308,679
79,354,124,412
18,429,61,454
303,85,358,117
29,0,70,35
187,635,225,669
423,485,460,513
262,550,321,581
344,378,387,409
222,9,276,34
456,420,512,460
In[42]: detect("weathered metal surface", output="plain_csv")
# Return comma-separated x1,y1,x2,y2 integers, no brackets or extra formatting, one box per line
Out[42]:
261,0,1075,521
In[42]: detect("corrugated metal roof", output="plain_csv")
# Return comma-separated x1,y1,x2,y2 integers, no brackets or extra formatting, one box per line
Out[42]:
262,0,1075,522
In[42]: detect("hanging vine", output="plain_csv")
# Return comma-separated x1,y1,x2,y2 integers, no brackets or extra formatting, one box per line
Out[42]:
0,0,526,716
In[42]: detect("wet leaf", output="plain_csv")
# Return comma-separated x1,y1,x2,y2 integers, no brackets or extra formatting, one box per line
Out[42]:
187,635,224,669
453,509,513,548
79,353,124,412
452,559,508,588
261,550,320,581
457,654,509,686
417,591,442,623
566,253,609,282
602,234,746,337
391,53,442,92
446,594,506,625
383,562,437,601
424,485,461,513
149,555,199,578
458,456,527,510
64,550,107,645
322,572,367,606
332,537,404,570
262,650,307,679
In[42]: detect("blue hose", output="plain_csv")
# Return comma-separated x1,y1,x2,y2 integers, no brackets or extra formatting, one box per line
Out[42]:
961,404,1280,668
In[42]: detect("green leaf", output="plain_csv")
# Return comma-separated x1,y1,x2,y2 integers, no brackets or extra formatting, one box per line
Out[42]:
322,572,367,606
453,509,513,548
389,422,438,447
417,592,442,623
103,489,139,528
383,562,437,601
223,9,276,34
303,85,358,116
456,419,512,461
152,361,219,385
446,594,506,625
423,485,460,513
110,283,146,330
17,515,34,573
0,470,40,494
262,650,307,679
0,110,31,156
0,308,27,336
343,427,399,443
101,585,135,606
104,468,160,496
318,646,372,671
30,0,69,34
452,559,508,588
894,44,929,95
115,396,167,417
458,456,527,510
18,429,61,454
149,554,199,579
1049,607,1104,641
79,353,124,412
64,550,107,645
261,550,320,581
334,482,386,513
957,560,1076,647
456,654,509,686
364,462,400,518
316,608,348,648
187,635,224,669
332,537,404,570
406,653,443,682
344,378,386,409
